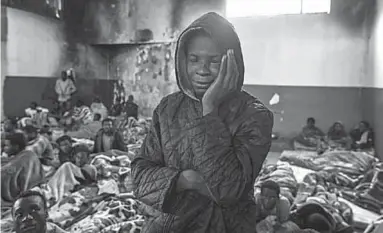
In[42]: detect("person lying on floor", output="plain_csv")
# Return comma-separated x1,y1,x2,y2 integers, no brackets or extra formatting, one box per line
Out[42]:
93,118,126,153
1,133,45,206
131,12,273,233
255,180,298,233
66,113,103,140
350,121,374,151
72,100,93,130
294,117,325,151
40,144,97,203
12,190,68,233
326,121,351,150
90,97,108,121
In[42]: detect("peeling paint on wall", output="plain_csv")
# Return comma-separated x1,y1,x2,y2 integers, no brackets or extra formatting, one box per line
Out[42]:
109,43,178,117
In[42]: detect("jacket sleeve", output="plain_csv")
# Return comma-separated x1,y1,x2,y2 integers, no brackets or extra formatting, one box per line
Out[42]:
190,105,273,206
131,107,181,213
115,131,127,152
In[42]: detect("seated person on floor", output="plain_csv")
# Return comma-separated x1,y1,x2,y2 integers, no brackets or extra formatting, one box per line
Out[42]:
20,102,49,128
93,118,126,153
72,100,93,129
255,180,292,233
294,117,325,151
12,190,68,233
24,125,57,168
350,121,374,151
90,97,108,121
1,133,44,205
124,95,138,120
326,121,351,150
66,113,102,140
110,97,124,117
56,135,76,165
1,118,20,155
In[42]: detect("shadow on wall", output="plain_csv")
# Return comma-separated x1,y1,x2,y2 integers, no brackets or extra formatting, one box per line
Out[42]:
109,42,179,117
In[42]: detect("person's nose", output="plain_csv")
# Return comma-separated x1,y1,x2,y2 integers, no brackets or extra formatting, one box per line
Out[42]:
196,61,211,76
21,214,33,222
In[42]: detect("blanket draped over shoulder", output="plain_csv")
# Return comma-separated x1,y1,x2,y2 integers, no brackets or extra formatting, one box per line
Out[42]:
1,150,44,205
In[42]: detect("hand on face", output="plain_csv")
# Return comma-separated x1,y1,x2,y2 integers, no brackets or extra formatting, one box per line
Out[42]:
202,49,239,116
177,170,211,197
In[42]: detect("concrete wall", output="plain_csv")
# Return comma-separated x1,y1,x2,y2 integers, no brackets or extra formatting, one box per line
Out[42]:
365,0,383,158
231,14,368,87
4,7,66,77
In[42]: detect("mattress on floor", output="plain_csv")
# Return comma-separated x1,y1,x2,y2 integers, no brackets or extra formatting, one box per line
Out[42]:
281,162,381,227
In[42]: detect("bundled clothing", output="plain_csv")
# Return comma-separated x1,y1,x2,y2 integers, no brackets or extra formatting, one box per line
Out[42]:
90,102,108,120
66,121,102,140
72,105,93,125
131,12,273,233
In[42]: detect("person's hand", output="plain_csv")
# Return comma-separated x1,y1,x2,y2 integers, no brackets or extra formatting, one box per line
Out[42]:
202,49,239,116
176,170,208,194
265,215,278,226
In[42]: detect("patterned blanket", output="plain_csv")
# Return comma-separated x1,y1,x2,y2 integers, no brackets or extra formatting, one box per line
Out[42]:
280,150,376,177
1,150,144,233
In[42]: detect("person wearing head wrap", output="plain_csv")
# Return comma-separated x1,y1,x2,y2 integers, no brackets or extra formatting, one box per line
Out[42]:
131,12,273,233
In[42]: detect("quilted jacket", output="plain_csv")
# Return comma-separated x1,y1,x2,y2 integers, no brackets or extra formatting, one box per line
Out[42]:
131,12,274,233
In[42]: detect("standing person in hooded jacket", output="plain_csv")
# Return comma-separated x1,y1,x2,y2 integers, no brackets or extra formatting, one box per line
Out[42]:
131,12,273,233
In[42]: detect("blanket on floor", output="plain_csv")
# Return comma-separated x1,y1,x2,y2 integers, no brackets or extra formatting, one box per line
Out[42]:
254,162,298,203
1,150,143,233
280,150,376,177
291,172,354,233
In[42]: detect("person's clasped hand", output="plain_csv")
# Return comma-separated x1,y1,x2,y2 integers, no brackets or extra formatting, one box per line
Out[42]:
176,170,211,197
202,49,239,116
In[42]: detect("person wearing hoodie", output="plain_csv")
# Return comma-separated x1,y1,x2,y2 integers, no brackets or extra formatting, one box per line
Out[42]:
131,12,273,233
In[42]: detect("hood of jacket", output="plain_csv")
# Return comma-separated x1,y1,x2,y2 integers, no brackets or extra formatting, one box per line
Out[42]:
175,12,245,101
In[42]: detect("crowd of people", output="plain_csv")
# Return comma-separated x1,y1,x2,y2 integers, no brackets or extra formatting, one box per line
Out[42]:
1,11,382,233
294,117,375,153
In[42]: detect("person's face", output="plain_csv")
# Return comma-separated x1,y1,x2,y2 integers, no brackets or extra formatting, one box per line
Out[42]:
359,122,367,132
102,121,113,134
13,195,47,233
30,103,37,110
58,140,72,153
260,188,279,210
186,35,222,99
3,120,14,132
334,123,342,132
3,139,17,155
61,74,67,81
74,152,88,167
307,120,315,127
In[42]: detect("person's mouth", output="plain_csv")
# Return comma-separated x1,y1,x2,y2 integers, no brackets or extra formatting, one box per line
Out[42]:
193,81,213,89
20,224,37,232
